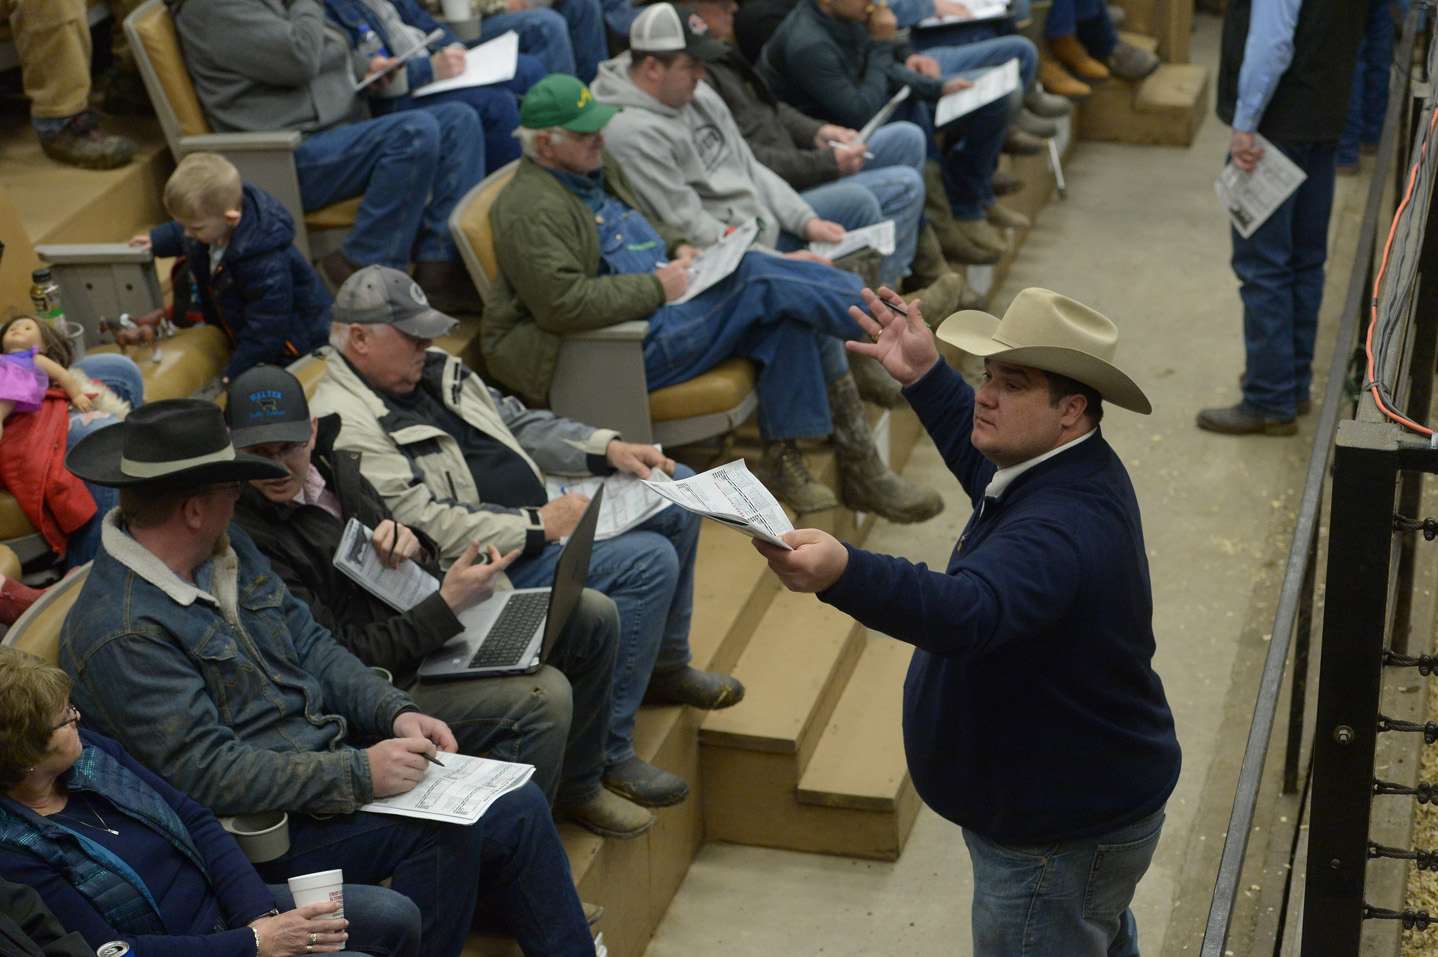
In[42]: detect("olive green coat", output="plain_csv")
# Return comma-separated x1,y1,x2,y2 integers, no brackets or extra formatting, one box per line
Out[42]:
482,153,689,406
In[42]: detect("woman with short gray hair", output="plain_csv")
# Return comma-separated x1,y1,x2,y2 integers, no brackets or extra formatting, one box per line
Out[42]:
0,647,420,957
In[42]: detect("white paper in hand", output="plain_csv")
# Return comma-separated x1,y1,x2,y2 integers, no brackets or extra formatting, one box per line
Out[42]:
1213,134,1307,239
934,58,1020,127
642,460,795,549
412,31,519,96
810,220,896,260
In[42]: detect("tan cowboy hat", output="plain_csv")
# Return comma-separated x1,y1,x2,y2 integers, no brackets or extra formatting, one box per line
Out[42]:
935,288,1152,415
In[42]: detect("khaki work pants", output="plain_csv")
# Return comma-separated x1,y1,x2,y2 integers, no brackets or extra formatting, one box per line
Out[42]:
0,0,90,120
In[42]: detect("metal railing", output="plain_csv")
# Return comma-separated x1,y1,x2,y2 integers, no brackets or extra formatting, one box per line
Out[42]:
1200,5,1432,954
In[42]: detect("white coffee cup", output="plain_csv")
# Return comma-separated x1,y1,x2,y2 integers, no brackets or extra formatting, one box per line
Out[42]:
220,811,289,864
440,0,470,19
288,869,344,918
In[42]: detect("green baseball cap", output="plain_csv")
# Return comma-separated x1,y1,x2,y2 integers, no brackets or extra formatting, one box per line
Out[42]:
519,74,619,132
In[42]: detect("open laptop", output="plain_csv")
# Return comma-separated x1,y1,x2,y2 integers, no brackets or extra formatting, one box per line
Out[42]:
418,488,603,679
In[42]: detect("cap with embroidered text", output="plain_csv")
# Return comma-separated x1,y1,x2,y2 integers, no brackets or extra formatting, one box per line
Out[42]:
519,74,620,132
332,265,458,339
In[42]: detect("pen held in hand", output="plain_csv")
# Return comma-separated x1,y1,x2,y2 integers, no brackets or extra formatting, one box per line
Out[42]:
423,752,446,767
827,140,875,159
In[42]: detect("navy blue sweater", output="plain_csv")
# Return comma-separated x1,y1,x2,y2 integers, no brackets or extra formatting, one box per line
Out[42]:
820,360,1181,844
150,183,331,380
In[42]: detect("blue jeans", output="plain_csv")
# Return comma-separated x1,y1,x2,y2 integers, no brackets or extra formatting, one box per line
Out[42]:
480,0,607,81
800,123,927,286
600,0,641,36
295,105,482,267
1046,0,1118,58
375,53,546,175
1231,140,1337,420
507,488,699,767
406,589,619,804
1339,0,1400,166
268,883,421,957
255,782,592,957
645,253,867,440
894,36,1028,219
63,354,141,568
964,807,1166,957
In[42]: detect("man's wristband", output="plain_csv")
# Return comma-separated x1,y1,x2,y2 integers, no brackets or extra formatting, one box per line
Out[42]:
253,926,262,956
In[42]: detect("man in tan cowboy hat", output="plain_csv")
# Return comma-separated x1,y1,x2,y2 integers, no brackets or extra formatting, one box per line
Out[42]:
754,288,1181,956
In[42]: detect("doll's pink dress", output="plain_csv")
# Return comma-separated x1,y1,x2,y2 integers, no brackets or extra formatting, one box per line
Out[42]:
0,346,48,413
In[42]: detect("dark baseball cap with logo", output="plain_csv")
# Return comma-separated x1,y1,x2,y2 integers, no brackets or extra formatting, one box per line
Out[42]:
630,2,728,61
519,74,620,132
332,265,459,339
224,365,313,449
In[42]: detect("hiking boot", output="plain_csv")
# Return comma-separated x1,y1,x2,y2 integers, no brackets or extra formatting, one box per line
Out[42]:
1049,34,1111,81
986,202,1031,231
1012,109,1057,139
558,790,656,839
1195,403,1298,436
602,756,690,807
37,111,137,170
1024,81,1075,117
412,261,483,315
991,169,1026,196
1003,128,1046,155
1107,42,1160,82
644,666,746,709
1040,58,1093,99
828,374,945,524
758,440,840,513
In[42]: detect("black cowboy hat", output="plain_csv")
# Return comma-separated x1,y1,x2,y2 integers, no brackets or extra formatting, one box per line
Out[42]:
66,399,288,489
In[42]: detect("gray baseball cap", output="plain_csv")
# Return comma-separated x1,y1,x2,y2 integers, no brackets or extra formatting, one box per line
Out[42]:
332,265,458,339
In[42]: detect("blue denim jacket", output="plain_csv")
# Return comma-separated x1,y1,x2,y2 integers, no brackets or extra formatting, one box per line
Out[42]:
60,513,417,817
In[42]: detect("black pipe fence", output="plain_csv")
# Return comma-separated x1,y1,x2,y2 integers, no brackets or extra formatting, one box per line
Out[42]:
1201,4,1434,954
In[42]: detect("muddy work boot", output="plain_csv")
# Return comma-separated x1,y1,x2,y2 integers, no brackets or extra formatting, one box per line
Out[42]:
828,373,945,524
848,353,906,409
37,111,137,170
644,665,745,709
757,440,840,513
602,756,691,808
558,789,656,839
923,160,998,265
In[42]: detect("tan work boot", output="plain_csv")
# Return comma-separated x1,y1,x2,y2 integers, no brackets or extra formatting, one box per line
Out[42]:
827,374,945,524
848,353,906,409
558,789,657,839
908,272,965,323
1049,35,1111,81
986,202,1032,231
901,229,987,311
923,161,999,265
757,440,839,513
954,217,1009,259
1039,58,1093,99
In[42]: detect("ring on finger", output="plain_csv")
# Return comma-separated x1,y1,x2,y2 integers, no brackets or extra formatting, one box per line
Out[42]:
310,934,318,945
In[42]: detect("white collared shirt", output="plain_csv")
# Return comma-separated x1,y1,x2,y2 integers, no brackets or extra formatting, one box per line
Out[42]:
982,428,1096,501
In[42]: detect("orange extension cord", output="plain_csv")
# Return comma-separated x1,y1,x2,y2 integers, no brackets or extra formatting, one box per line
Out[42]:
1366,100,1438,438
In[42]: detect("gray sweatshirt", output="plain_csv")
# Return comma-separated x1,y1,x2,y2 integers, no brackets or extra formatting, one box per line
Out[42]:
589,53,816,249
174,0,367,136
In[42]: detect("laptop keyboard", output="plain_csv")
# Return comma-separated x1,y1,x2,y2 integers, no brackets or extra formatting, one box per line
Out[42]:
469,591,549,668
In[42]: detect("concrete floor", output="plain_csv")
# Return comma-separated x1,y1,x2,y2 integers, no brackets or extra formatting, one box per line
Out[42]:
643,13,1373,956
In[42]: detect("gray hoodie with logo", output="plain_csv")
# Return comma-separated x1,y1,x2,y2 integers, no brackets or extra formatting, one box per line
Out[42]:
589,52,816,249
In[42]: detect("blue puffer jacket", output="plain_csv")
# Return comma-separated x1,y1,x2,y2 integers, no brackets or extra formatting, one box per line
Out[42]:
150,183,331,380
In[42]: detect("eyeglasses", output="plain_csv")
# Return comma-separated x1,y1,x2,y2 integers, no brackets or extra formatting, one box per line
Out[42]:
49,704,80,732
555,129,602,146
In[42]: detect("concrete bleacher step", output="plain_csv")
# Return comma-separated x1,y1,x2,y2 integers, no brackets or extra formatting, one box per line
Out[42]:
794,635,922,860
1076,33,1209,147
698,590,868,853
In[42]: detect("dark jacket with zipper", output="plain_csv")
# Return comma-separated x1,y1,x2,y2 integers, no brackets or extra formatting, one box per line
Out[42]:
149,183,331,380
231,414,464,687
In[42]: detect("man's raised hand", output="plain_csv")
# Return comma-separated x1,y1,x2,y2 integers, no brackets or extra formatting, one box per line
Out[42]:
847,286,941,387
439,541,519,613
